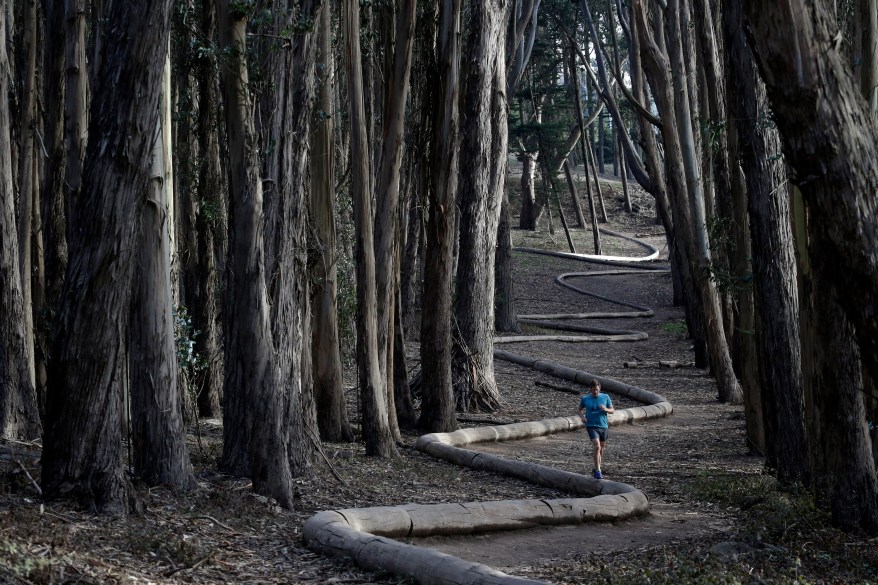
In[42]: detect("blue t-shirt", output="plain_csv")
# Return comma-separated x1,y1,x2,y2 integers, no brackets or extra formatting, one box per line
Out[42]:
579,393,613,428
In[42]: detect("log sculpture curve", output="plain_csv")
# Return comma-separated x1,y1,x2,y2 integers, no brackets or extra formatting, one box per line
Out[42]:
303,235,673,585
303,358,672,585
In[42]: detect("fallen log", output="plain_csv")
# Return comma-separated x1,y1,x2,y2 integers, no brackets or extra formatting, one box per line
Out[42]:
495,333,645,343
623,360,696,369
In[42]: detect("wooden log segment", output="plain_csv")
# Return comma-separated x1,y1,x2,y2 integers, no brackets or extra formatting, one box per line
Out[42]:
495,333,646,343
517,311,653,320
518,319,649,337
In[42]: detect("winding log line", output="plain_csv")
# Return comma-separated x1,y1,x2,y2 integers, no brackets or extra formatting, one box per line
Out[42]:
303,234,672,585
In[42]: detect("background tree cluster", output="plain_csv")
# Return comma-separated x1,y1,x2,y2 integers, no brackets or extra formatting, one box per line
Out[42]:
0,0,875,535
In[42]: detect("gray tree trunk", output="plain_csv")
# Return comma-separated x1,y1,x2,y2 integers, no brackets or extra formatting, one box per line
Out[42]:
311,4,353,444
666,0,741,404
40,0,69,418
373,0,416,442
452,0,510,413
419,0,461,433
344,0,396,455
129,90,195,491
216,0,294,508
17,0,37,394
42,0,173,513
190,0,223,418
743,0,878,533
0,0,40,441
724,0,807,480
742,0,878,403
263,0,323,475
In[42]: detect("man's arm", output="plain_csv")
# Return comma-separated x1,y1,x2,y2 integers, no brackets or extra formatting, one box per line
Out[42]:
601,397,615,414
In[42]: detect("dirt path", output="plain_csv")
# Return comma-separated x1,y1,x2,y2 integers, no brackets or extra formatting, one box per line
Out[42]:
395,225,759,576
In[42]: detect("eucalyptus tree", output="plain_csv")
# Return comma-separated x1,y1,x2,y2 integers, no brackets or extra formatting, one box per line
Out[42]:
128,70,195,490
373,0,417,440
419,0,461,432
190,0,225,418
40,0,68,369
258,0,324,474
0,0,41,441
41,0,173,513
741,0,878,534
451,0,511,413
495,0,542,333
17,0,38,397
344,0,396,454
311,4,353,443
723,0,808,481
629,0,741,403
215,0,296,508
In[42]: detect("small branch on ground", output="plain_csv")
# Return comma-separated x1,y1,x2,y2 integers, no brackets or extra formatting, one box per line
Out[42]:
187,515,241,535
14,460,41,496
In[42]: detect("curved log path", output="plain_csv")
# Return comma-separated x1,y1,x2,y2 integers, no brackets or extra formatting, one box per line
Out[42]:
303,231,672,585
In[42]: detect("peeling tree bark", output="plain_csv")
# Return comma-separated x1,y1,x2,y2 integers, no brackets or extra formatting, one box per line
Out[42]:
42,0,173,513
345,0,396,455
0,0,40,441
419,0,461,432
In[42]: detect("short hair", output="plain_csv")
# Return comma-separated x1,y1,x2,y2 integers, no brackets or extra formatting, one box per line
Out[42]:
590,379,600,388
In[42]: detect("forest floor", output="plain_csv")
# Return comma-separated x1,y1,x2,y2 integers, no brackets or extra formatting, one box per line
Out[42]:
2,171,877,584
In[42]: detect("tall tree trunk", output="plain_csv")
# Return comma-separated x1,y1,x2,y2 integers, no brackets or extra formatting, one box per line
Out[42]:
374,0,416,442
493,0,540,336
419,0,461,433
633,0,730,385
41,0,67,291
42,0,173,513
494,191,519,333
263,0,323,475
0,0,40,441
41,0,68,408
695,0,736,350
667,0,741,403
311,3,352,443
627,2,679,306
129,83,195,490
563,160,587,228
17,0,38,393
742,0,878,398
724,0,806,478
216,0,294,508
191,0,223,418
452,0,510,414
570,50,602,254
64,0,88,249
742,0,878,533
344,0,396,455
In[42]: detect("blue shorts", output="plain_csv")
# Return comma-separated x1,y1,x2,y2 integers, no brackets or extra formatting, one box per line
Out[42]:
587,427,608,442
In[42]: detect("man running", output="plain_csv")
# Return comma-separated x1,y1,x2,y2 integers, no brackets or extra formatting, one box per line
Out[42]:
578,379,615,479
